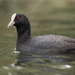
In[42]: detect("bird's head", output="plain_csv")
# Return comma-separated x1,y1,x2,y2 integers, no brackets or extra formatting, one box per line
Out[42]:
8,13,30,28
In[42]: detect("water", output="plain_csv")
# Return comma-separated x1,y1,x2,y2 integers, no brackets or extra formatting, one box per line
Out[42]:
0,0,75,75
1,52,75,75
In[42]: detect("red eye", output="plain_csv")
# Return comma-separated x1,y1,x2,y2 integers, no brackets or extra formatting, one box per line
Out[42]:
17,17,19,19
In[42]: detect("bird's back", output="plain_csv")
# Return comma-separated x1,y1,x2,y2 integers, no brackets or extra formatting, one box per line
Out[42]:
16,35,75,55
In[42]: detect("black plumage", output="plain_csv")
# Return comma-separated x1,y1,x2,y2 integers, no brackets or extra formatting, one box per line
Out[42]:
8,13,75,55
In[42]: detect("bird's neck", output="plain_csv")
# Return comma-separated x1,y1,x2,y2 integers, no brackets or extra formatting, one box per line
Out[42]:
16,24,31,43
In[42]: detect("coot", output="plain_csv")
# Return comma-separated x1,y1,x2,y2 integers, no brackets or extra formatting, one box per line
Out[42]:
8,13,75,55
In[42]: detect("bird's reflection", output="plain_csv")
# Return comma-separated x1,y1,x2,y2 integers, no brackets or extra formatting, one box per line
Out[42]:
15,51,75,66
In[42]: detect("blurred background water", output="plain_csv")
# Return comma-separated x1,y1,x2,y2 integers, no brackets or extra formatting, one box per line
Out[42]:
0,0,75,75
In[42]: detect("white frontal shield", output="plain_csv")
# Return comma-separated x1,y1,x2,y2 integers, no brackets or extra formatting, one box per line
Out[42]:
8,13,16,28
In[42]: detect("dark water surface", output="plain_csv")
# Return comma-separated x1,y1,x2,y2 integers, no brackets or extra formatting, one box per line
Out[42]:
1,51,75,75
0,0,75,75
